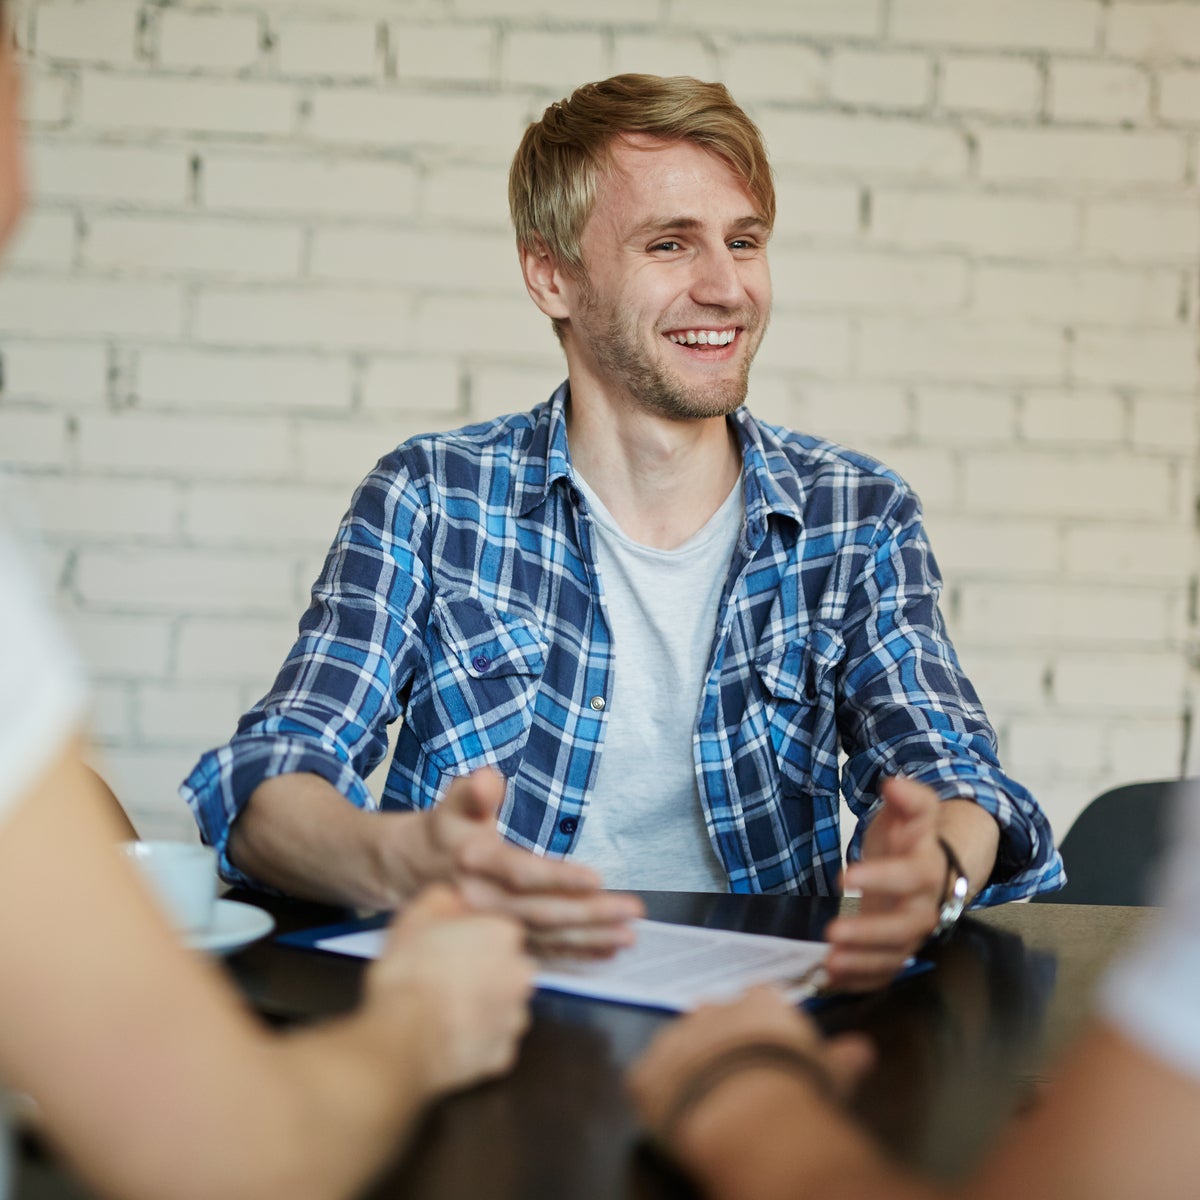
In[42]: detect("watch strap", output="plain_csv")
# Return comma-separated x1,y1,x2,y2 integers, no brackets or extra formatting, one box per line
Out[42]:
932,836,969,938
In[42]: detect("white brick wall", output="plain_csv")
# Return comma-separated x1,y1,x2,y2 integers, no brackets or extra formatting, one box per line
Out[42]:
1049,61,1151,124
3,0,1197,850
275,18,378,79
157,11,262,74
939,55,1042,117
35,2,141,67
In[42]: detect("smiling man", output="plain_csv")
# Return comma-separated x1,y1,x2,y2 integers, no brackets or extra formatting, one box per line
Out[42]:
185,75,1062,988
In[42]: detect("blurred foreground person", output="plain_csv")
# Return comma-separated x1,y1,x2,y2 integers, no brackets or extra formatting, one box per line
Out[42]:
630,780,1200,1200
0,11,533,1200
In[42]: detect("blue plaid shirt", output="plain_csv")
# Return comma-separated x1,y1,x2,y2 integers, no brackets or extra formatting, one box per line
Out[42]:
184,383,1063,902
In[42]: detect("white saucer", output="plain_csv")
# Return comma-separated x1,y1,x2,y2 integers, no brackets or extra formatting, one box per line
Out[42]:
187,899,275,955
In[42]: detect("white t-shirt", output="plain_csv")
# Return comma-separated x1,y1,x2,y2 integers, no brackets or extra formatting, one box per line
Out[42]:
0,527,87,830
0,507,87,1200
568,473,743,891
1099,785,1200,1079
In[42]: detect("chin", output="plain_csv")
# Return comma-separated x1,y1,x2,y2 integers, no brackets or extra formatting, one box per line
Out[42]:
640,381,748,422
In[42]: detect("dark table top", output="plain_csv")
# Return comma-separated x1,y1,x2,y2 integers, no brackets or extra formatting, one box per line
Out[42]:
15,892,1153,1200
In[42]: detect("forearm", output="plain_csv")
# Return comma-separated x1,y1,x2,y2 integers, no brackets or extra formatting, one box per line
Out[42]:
245,1005,442,1200
228,773,431,909
0,747,444,1200
679,1072,940,1200
49,1010,438,1200
933,798,1000,905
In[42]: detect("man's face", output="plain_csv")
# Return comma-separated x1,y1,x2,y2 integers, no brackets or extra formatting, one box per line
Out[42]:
561,135,772,421
0,29,26,256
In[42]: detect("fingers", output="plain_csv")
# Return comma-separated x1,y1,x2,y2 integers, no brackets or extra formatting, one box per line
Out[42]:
382,910,536,1094
823,943,912,991
527,920,640,959
430,788,645,955
844,779,947,985
628,987,854,1145
863,775,941,859
398,881,471,924
826,905,931,949
454,833,642,955
456,831,603,893
824,889,934,990
879,774,940,822
466,882,643,931
842,855,942,901
460,875,643,956
439,766,507,825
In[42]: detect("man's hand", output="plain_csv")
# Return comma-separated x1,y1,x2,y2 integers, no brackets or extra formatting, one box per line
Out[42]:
364,884,535,1095
396,768,644,957
629,987,873,1156
823,776,950,992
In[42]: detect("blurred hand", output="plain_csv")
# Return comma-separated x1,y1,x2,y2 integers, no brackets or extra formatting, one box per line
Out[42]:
403,768,644,957
365,884,534,1095
629,987,872,1153
824,776,948,992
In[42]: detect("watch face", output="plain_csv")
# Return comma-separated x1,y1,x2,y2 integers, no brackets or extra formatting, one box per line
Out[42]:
935,873,969,937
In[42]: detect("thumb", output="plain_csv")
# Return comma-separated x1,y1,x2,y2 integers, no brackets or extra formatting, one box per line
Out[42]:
441,766,506,824
879,774,937,820
873,775,939,852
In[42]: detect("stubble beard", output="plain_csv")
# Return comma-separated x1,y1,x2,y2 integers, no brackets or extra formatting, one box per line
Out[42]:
579,285,767,422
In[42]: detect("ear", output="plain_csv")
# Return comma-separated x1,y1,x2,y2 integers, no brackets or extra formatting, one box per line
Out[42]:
519,236,573,321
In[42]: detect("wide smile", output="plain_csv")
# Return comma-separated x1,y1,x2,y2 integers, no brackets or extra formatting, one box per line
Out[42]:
666,327,737,346
663,327,742,360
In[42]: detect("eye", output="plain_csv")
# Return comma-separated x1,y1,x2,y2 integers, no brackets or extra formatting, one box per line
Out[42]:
729,238,758,251
650,240,682,253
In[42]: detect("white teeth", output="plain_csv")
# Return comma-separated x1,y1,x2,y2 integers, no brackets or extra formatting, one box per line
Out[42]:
668,329,736,346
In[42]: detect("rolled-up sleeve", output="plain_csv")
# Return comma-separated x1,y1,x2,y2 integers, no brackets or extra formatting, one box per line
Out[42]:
838,485,1064,905
181,461,432,885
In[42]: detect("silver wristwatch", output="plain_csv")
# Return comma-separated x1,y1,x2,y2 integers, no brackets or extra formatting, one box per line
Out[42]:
932,836,969,938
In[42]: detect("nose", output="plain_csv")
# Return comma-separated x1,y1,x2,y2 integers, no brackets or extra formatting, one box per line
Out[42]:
689,245,745,310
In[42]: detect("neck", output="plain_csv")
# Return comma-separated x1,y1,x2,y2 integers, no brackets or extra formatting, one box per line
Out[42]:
565,383,742,550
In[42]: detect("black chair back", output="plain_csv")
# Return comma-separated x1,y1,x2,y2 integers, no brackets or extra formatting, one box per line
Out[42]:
1033,779,1193,906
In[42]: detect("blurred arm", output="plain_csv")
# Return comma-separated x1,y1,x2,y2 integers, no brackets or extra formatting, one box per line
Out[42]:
633,990,1200,1200
0,736,531,1200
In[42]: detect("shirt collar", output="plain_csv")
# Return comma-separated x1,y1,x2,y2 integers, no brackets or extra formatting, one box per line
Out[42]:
513,381,808,529
513,381,575,518
728,405,808,533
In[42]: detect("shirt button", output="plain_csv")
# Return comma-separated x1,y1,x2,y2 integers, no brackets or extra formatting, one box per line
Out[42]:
559,817,578,835
472,654,491,672
589,695,605,711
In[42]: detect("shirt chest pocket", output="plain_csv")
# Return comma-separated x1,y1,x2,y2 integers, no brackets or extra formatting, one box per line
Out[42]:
407,594,548,773
754,626,844,798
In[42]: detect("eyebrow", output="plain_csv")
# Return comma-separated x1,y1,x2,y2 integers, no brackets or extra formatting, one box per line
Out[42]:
629,214,771,240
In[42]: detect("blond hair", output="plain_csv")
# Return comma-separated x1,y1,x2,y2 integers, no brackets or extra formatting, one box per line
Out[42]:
509,74,775,278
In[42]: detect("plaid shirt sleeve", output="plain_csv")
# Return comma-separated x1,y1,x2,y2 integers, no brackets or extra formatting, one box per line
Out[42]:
181,460,434,885
835,480,1063,905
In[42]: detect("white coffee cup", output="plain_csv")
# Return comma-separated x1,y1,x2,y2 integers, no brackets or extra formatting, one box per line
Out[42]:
120,841,217,934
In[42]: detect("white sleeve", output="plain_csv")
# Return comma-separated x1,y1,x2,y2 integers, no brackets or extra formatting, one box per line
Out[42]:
1098,786,1200,1080
0,529,88,828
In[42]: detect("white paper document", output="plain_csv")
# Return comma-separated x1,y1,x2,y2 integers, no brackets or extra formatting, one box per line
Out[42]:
314,918,829,1013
